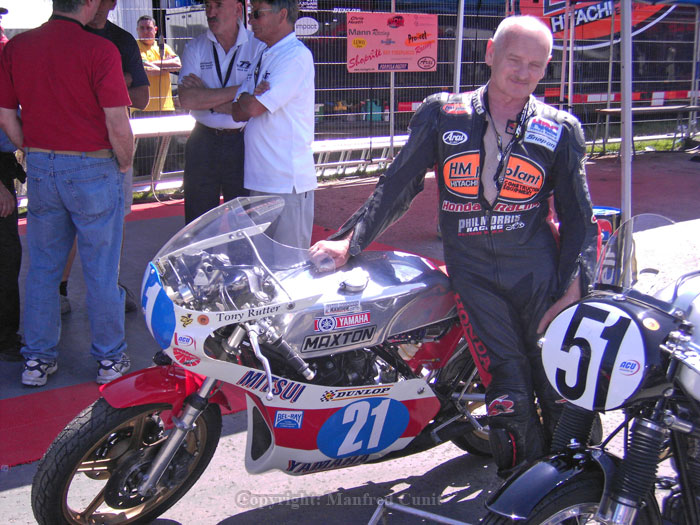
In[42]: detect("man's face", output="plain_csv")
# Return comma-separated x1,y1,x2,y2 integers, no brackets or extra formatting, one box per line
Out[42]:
137,19,157,45
485,28,550,101
249,1,285,46
205,0,241,38
91,0,116,26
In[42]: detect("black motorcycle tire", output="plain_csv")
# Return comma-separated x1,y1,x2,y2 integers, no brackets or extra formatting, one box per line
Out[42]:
481,472,661,524
31,398,222,524
450,415,491,456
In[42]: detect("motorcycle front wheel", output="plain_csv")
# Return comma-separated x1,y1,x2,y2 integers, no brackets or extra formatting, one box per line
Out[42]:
31,398,222,524
481,472,661,524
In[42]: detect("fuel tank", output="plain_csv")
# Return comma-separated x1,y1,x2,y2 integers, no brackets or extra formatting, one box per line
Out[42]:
276,251,456,358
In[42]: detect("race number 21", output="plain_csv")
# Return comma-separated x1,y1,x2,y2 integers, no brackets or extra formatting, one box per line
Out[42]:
317,398,410,458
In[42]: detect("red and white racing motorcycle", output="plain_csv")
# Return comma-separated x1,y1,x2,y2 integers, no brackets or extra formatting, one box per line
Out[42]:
31,196,489,524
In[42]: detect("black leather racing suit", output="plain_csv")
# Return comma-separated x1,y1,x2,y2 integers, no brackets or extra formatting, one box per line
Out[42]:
333,87,599,475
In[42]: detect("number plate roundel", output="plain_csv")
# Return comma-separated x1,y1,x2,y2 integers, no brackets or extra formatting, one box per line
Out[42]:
142,263,176,350
317,398,409,459
542,301,646,411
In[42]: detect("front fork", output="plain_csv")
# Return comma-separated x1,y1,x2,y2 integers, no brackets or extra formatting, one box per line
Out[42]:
597,417,668,524
137,376,219,497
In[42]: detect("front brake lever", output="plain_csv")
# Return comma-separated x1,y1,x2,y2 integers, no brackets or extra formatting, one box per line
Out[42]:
244,322,274,401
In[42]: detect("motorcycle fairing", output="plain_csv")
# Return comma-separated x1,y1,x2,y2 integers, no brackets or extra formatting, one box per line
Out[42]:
99,365,246,424
101,361,441,476
486,448,617,519
242,378,441,475
141,262,177,350
142,261,323,352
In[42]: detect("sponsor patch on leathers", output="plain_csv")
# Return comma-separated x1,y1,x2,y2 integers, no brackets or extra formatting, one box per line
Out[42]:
499,155,545,202
442,130,468,145
523,117,562,152
442,152,480,198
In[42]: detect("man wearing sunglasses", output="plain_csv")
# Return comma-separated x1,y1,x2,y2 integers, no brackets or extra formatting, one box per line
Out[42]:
231,1,316,249
178,0,265,224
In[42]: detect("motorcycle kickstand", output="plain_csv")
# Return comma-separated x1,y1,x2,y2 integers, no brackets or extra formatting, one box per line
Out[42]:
137,376,218,498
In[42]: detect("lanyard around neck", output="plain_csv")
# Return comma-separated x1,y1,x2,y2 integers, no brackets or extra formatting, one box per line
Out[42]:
485,107,527,191
212,43,238,88
253,51,265,86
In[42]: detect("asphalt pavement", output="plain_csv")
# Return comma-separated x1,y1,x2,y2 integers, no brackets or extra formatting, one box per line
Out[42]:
1,150,699,524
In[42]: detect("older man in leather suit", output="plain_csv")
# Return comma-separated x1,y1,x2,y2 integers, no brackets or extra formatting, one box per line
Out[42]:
311,15,599,477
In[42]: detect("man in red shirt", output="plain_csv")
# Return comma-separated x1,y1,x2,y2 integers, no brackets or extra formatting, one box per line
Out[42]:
0,0,135,387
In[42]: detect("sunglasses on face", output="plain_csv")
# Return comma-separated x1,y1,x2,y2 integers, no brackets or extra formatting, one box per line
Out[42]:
251,8,274,19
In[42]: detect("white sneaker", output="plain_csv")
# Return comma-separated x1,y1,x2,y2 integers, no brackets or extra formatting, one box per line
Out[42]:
22,359,58,387
96,354,131,384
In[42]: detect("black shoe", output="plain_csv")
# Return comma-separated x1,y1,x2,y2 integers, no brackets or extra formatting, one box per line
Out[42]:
0,343,23,362
120,282,138,313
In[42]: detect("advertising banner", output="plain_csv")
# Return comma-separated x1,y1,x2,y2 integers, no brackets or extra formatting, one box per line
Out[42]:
346,12,438,73
517,0,673,51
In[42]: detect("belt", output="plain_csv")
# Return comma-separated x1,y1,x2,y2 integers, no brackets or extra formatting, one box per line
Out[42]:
195,122,242,136
26,147,113,158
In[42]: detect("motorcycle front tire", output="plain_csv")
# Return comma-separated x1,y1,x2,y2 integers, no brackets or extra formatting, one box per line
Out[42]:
31,398,222,524
481,472,662,524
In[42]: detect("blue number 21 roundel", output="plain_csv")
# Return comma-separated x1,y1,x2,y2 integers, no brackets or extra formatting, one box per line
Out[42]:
317,398,409,459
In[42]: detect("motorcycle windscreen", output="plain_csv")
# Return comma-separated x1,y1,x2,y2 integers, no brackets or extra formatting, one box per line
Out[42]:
153,196,285,261
146,195,333,315
594,213,697,297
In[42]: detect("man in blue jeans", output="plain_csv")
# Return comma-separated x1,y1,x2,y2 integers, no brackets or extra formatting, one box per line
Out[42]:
0,0,134,387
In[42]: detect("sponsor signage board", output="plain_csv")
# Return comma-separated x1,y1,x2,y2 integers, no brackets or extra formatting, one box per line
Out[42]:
346,12,437,73
517,0,672,51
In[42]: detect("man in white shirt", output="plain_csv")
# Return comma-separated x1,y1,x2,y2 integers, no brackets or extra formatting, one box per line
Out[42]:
178,0,265,223
231,0,316,249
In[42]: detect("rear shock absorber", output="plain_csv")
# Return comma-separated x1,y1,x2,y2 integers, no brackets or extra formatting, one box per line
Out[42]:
550,403,597,452
598,417,668,524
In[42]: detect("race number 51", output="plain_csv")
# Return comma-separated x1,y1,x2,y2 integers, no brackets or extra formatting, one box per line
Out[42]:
542,302,645,411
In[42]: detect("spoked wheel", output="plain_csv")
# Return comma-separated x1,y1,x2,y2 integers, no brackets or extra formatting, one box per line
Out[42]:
481,473,661,524
31,398,222,524
440,339,491,457
450,361,490,456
